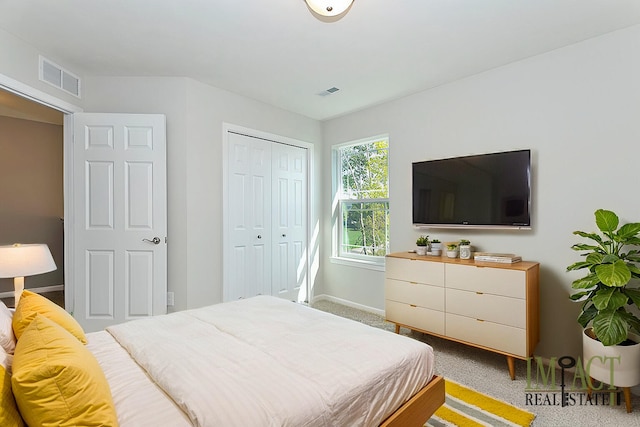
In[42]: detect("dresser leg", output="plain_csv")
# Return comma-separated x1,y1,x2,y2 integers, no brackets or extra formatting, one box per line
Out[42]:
395,324,400,334
507,356,516,380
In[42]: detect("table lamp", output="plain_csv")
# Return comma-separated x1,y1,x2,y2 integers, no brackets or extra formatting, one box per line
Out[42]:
0,243,57,307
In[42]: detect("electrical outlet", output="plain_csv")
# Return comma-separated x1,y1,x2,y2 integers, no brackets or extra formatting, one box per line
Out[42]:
167,292,174,306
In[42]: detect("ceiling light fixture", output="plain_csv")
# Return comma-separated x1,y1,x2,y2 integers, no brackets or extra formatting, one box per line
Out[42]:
305,0,354,17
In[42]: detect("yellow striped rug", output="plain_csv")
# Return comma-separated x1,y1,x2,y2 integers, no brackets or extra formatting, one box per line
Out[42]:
426,380,536,427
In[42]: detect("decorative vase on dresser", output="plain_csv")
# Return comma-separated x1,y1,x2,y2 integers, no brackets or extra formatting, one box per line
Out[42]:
384,251,540,380
459,240,472,259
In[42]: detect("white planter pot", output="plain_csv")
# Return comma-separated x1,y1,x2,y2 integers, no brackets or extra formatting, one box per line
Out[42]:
446,250,458,258
416,246,427,256
459,245,472,259
582,329,640,387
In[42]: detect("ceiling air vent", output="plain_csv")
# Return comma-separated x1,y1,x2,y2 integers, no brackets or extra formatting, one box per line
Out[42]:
317,86,340,96
39,56,81,98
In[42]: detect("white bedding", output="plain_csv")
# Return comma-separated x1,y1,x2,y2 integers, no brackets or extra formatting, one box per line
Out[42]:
94,296,435,427
86,330,192,426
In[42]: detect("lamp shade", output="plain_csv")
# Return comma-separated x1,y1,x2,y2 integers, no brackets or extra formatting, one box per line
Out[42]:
305,0,354,17
0,244,57,278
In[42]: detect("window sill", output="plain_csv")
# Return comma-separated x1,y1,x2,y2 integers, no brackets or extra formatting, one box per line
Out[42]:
330,256,385,272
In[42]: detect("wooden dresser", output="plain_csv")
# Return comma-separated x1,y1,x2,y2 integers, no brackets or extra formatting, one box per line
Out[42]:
385,252,539,379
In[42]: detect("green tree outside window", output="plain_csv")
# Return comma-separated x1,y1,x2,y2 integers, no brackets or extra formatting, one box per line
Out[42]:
338,139,389,257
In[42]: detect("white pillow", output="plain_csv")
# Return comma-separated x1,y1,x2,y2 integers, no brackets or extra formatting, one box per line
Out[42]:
0,301,16,354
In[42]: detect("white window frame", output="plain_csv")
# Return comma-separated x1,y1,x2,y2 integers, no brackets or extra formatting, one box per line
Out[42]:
331,135,389,270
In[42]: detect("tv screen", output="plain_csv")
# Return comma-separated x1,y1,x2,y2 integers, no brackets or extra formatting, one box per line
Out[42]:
412,149,531,228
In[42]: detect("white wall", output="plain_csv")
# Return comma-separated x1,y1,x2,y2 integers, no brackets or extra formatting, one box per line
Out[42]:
82,76,322,311
322,24,640,359
182,79,323,307
0,27,323,314
0,28,85,108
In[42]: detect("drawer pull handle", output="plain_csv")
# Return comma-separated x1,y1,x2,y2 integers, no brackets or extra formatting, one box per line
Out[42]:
476,291,484,295
410,281,418,285
410,304,417,308
476,319,485,322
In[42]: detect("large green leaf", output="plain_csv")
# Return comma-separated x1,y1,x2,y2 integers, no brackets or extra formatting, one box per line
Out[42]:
625,312,640,335
595,260,631,287
569,290,593,301
577,303,598,328
628,263,640,275
573,231,603,245
627,249,640,259
595,209,619,233
585,252,604,264
593,309,628,346
624,288,640,308
566,261,592,272
592,287,628,311
601,254,620,264
571,273,601,289
571,243,601,252
617,223,640,240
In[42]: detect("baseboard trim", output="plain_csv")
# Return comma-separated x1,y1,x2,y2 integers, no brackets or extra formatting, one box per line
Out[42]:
0,284,64,299
311,294,385,317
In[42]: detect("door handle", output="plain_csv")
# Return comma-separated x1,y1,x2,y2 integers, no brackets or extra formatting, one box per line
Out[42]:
143,237,161,245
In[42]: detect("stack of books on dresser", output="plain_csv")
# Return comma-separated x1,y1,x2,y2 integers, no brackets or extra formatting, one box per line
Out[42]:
473,252,522,263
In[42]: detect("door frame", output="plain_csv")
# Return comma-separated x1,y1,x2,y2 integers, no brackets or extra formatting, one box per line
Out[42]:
221,123,314,302
0,73,82,313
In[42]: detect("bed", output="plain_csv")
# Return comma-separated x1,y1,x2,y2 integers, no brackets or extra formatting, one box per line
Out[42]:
1,292,444,427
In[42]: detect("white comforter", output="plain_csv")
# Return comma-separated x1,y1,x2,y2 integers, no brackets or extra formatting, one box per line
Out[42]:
106,296,435,427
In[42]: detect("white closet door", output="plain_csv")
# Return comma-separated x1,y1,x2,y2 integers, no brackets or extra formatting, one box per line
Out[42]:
226,133,272,300
225,131,308,302
272,143,308,302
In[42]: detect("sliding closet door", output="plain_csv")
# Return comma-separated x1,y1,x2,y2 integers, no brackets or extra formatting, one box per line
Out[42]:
225,131,308,302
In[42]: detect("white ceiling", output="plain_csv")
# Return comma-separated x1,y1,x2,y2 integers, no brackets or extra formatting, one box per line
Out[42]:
2,0,640,121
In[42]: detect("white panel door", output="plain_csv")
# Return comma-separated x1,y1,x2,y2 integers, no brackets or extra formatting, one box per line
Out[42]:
73,113,167,332
272,143,308,302
226,132,272,301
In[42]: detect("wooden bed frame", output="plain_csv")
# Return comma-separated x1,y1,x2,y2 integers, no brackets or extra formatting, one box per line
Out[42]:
380,375,445,427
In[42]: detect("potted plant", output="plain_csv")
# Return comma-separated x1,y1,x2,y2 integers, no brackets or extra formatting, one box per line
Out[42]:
416,235,429,256
459,239,472,259
446,243,458,258
567,209,640,396
430,239,442,256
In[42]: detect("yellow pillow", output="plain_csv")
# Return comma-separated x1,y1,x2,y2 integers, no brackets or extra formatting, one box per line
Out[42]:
12,290,87,344
0,351,24,427
11,315,118,427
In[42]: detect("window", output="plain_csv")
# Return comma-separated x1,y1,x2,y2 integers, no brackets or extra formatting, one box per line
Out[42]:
333,137,389,266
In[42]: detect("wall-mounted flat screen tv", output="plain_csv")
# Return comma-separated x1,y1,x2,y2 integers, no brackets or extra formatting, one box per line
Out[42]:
412,149,531,229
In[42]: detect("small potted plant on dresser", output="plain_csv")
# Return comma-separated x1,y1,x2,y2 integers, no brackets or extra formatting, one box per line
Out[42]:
568,209,640,413
459,239,472,259
446,243,458,258
430,239,442,256
415,235,429,256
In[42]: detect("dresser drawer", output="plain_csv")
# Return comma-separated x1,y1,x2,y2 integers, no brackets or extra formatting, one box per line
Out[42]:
386,279,444,311
386,257,444,286
446,313,527,357
445,288,525,328
445,264,525,298
385,300,445,335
